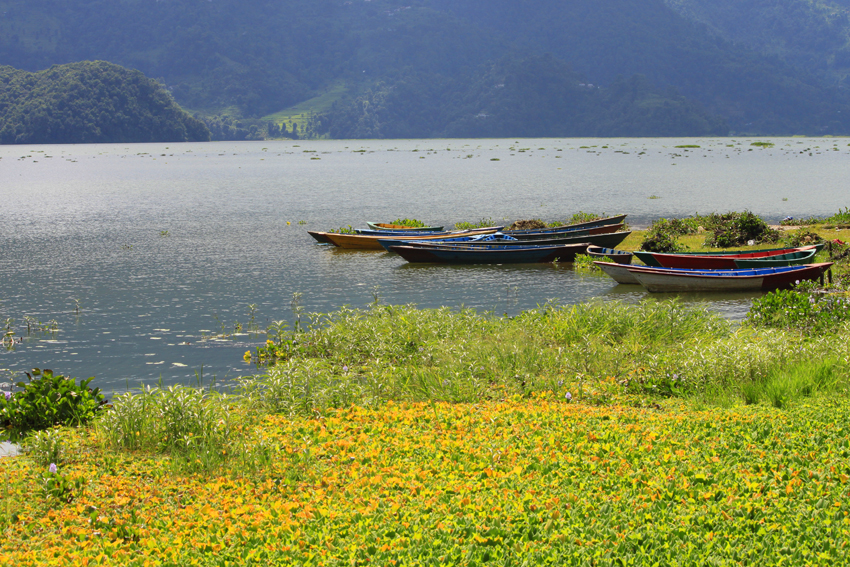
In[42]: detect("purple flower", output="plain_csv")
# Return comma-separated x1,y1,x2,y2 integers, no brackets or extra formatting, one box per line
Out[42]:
2,391,10,401
342,365,348,372
565,392,572,401
49,463,57,474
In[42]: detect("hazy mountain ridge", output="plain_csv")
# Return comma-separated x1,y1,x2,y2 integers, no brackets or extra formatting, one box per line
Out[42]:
0,0,848,139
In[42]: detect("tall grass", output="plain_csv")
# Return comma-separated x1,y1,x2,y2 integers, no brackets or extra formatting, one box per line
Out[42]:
743,359,843,409
97,385,255,473
89,299,850,472
238,300,732,413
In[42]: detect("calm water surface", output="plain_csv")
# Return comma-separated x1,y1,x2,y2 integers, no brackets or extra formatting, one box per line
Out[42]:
1,137,848,393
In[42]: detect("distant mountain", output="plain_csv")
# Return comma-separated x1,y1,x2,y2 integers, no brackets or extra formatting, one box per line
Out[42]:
323,57,728,138
664,0,850,87
0,0,848,138
0,61,210,144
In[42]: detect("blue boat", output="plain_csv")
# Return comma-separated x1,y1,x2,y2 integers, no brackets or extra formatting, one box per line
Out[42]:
380,231,631,251
389,242,591,264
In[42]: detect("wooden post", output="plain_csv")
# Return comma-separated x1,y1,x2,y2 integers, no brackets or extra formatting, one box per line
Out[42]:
829,240,833,261
828,268,833,286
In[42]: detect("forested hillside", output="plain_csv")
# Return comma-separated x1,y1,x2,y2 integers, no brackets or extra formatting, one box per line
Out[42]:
664,0,850,86
322,58,727,138
0,0,848,139
0,61,210,144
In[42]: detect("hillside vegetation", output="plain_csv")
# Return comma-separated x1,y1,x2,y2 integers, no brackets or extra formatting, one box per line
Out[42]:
0,61,210,144
665,0,850,86
1,0,849,138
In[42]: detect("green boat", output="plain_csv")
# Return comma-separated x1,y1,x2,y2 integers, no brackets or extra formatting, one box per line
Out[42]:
733,249,817,268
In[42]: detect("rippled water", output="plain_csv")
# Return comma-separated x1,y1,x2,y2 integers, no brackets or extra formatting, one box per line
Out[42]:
1,137,847,393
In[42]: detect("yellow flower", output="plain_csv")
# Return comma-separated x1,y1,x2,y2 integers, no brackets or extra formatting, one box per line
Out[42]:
243,351,252,361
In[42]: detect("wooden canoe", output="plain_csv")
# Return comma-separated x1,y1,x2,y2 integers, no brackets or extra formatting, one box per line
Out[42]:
365,222,444,231
319,226,503,249
595,261,833,290
307,230,335,244
380,231,631,251
504,214,627,235
586,246,633,264
634,245,820,269
618,263,833,292
506,222,624,240
389,242,591,264
594,261,641,284
732,249,817,268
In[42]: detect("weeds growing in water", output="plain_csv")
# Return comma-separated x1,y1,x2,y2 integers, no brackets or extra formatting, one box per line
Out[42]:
454,217,496,230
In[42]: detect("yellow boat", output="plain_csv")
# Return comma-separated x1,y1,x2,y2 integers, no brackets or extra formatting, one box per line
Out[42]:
319,227,503,250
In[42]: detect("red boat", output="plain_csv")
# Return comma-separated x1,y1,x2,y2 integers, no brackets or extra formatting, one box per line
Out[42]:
633,245,820,269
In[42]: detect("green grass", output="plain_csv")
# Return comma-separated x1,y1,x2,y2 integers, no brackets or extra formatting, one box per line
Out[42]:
260,82,349,134
6,298,850,564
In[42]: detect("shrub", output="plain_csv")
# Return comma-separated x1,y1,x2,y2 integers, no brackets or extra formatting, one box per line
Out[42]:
640,219,685,252
507,219,546,230
746,289,850,333
702,210,779,248
389,218,426,227
783,228,823,248
455,217,496,230
567,211,603,224
0,369,106,442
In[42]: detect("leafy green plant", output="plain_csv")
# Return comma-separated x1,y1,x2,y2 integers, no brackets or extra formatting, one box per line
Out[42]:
0,369,106,442
640,219,685,252
566,211,603,224
328,225,356,234
572,254,598,270
97,384,243,472
39,463,84,504
746,289,850,333
389,218,426,227
22,428,64,468
454,217,495,230
702,210,779,247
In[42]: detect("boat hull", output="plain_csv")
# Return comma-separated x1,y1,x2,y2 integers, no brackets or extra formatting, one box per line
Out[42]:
622,263,832,292
586,246,633,264
320,227,502,249
596,261,833,290
307,231,335,244
634,245,819,268
732,249,816,268
508,223,623,241
504,214,627,235
390,243,590,264
594,262,641,284
380,231,631,251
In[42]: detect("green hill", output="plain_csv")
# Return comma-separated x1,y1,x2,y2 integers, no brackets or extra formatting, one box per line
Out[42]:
0,61,210,144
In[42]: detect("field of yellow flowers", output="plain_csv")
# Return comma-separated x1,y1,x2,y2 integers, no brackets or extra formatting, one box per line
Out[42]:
3,391,850,566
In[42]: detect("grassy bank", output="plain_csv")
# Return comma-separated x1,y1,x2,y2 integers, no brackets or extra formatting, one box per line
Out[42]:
4,216,850,565
3,295,850,564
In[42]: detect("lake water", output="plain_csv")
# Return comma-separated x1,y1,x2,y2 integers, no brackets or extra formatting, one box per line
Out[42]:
1,137,848,395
